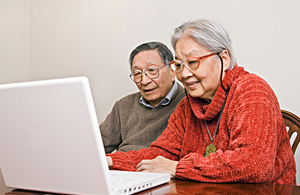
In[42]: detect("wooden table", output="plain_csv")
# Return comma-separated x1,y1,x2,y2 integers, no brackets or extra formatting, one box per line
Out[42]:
6,179,300,195
136,179,300,195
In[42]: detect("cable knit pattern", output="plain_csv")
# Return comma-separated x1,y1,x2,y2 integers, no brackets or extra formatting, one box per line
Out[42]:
108,65,296,185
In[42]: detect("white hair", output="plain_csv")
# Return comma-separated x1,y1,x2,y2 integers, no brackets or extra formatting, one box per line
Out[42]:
171,19,236,69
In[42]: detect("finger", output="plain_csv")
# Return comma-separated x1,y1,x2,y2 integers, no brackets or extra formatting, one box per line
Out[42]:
106,156,113,167
140,169,151,173
136,164,149,172
136,160,151,170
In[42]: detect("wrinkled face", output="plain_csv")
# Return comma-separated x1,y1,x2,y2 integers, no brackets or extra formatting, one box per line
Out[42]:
174,36,230,102
132,50,175,107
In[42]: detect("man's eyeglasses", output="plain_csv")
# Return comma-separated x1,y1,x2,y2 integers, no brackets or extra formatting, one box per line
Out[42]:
169,52,219,73
129,65,167,83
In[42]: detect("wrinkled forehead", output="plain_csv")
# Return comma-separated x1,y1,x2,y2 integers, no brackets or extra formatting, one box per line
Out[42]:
174,36,208,60
131,50,164,69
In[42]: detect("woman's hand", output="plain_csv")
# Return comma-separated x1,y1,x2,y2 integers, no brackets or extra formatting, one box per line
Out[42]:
135,156,178,178
106,156,113,167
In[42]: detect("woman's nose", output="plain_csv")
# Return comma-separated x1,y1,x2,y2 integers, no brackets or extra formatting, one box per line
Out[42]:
180,65,193,78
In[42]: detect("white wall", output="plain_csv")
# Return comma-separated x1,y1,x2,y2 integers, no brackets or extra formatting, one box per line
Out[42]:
0,0,29,194
0,0,299,193
0,0,29,84
22,0,300,124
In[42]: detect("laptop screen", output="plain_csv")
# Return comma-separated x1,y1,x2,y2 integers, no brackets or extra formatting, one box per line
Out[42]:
0,77,113,195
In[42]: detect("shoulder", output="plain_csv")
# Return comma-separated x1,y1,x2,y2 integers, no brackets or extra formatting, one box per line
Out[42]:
234,72,275,96
113,92,141,108
229,70,279,109
235,72,270,88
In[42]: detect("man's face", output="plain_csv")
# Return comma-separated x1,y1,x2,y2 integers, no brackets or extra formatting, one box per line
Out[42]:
131,50,175,107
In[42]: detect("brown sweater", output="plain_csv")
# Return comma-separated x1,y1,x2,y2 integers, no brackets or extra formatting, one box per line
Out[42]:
100,83,185,153
108,65,296,184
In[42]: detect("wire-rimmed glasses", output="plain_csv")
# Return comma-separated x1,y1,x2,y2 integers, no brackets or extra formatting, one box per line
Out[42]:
129,65,167,83
170,52,219,73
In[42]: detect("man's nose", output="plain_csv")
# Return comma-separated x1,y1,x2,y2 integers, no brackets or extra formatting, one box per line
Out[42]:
140,72,152,85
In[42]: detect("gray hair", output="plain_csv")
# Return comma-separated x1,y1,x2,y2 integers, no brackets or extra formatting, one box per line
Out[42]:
171,19,236,69
129,42,173,70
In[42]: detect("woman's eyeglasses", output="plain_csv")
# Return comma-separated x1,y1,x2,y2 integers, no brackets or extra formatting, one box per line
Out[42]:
169,52,219,73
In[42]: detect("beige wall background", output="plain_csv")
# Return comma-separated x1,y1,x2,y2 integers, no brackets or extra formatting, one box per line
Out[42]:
1,0,299,193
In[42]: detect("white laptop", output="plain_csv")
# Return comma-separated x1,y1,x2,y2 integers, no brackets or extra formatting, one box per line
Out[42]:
0,76,170,195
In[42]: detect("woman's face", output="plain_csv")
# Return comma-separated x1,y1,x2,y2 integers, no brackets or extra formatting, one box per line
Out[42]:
174,35,230,102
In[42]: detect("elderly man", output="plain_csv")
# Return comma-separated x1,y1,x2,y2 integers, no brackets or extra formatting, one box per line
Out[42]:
100,42,185,153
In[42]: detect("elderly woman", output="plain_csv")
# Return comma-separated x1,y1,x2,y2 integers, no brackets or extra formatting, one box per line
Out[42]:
106,19,296,184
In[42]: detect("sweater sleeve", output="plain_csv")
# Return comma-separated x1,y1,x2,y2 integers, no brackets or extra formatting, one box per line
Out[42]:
107,98,188,171
175,75,295,184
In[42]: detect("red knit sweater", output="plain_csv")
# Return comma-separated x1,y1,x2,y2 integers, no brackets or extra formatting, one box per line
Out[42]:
108,65,296,185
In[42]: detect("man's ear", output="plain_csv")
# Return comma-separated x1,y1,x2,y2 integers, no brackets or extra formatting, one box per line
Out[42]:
170,67,176,82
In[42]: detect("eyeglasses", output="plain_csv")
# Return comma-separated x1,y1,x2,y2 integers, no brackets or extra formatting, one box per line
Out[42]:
169,52,219,73
129,65,167,83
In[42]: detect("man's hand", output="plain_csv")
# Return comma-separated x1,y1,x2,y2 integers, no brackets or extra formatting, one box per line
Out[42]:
135,156,178,178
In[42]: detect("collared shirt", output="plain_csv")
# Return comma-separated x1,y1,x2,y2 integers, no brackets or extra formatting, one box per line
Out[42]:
139,82,179,108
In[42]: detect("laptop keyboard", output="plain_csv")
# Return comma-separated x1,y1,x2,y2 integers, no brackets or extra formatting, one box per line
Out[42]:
111,174,142,186
110,171,154,194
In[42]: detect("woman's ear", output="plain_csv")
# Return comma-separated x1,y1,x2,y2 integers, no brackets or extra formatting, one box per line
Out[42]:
220,50,231,71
